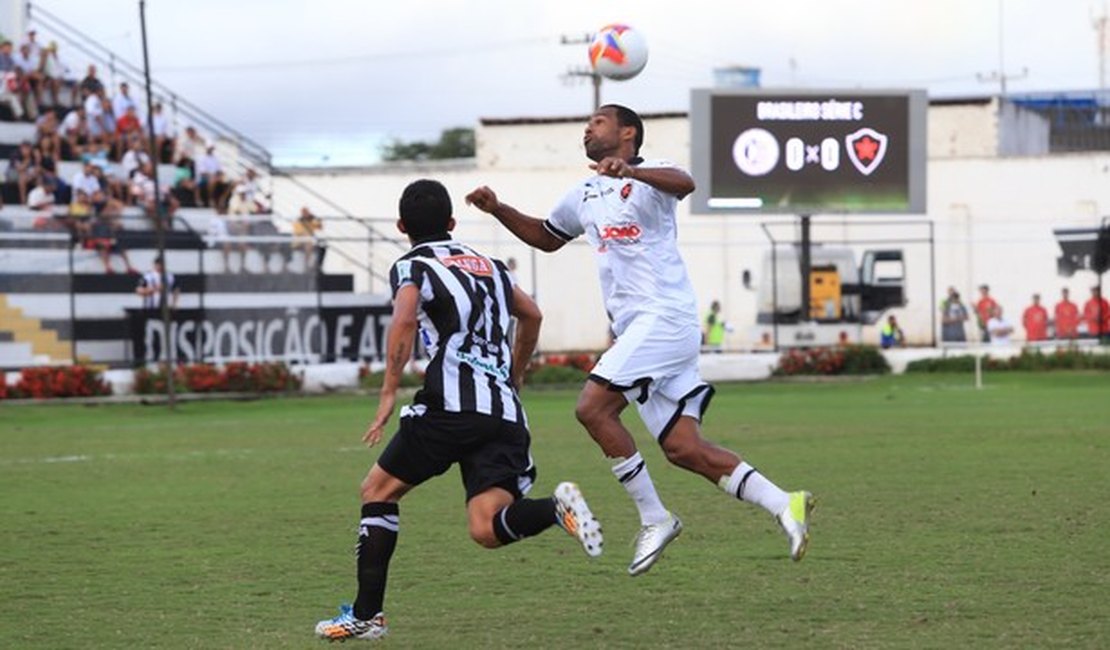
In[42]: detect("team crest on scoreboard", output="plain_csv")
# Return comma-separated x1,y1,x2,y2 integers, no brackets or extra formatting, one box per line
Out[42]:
845,127,888,176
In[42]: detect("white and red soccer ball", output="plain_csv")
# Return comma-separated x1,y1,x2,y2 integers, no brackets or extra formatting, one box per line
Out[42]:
588,24,648,81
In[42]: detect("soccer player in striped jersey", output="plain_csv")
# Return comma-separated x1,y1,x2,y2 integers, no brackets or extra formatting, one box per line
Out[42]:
467,105,814,577
314,179,602,642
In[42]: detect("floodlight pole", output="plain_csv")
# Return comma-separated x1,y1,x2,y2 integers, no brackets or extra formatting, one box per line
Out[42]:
139,0,175,408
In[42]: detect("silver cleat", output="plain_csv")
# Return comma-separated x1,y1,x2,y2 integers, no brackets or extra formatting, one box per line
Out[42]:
628,512,682,576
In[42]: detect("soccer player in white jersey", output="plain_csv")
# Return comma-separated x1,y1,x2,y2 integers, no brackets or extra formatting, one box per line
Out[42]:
467,105,814,576
314,180,602,642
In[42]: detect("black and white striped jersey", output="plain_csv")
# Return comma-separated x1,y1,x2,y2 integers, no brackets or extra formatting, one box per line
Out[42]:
389,239,523,424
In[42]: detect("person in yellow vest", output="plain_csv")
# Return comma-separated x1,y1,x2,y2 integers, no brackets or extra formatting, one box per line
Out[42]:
880,315,905,349
703,300,727,353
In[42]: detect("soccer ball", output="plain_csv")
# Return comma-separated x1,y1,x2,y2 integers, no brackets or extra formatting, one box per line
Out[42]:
588,24,648,81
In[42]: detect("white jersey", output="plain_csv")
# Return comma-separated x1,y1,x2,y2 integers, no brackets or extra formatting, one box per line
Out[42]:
545,159,698,336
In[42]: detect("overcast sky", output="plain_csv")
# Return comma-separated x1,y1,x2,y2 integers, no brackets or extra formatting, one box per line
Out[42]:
22,0,1109,166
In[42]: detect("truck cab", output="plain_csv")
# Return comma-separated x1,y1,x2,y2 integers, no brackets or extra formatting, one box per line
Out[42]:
752,245,905,347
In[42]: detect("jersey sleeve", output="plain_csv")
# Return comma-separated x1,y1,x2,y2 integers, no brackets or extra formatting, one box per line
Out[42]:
389,258,425,299
545,186,586,242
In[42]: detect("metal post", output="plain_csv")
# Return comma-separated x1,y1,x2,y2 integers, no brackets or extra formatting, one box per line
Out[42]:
799,215,812,324
197,243,205,362
771,242,779,351
140,0,175,407
929,220,937,348
67,233,76,363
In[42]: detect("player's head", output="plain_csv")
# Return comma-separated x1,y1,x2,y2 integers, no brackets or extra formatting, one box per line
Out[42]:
1032,293,1040,304
398,179,455,243
585,104,644,161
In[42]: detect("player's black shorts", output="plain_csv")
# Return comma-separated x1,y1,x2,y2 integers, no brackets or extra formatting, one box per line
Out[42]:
376,409,536,501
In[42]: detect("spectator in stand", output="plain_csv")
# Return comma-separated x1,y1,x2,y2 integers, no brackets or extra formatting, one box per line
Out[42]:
986,305,1014,346
1054,287,1080,339
6,141,35,204
0,40,14,73
88,208,136,274
170,174,199,208
196,145,222,206
209,169,232,214
289,206,323,272
129,160,156,206
37,42,67,109
1083,286,1110,338
66,188,94,242
120,136,151,180
174,125,204,174
27,174,55,212
21,30,42,65
115,105,143,143
79,64,103,99
35,111,62,157
12,43,42,107
939,286,969,343
111,81,140,122
1,65,38,121
1022,293,1048,343
84,88,114,150
975,284,999,342
151,102,174,163
60,105,87,158
71,158,101,199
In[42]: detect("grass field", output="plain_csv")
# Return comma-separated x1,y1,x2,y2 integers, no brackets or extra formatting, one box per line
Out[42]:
1,372,1108,649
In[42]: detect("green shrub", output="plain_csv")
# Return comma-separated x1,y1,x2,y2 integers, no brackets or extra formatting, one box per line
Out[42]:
358,369,424,390
905,348,1110,373
526,364,588,385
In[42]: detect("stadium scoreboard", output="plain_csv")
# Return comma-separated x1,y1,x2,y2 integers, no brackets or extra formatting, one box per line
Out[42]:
690,88,927,214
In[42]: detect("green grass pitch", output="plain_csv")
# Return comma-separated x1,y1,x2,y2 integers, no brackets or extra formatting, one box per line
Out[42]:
1,372,1108,648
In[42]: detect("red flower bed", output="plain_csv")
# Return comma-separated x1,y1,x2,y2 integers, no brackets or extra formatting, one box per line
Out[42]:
134,362,302,395
0,365,112,399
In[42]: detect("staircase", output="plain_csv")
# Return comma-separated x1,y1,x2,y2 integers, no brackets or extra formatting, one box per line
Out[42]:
0,294,72,364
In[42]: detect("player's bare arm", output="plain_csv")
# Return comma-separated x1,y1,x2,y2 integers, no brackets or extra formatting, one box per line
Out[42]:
590,157,695,199
508,285,542,390
363,284,420,447
466,186,566,252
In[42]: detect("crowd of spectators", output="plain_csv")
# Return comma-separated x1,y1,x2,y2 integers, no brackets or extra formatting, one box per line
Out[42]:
2,29,321,275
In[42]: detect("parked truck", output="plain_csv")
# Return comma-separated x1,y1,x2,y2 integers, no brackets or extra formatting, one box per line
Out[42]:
751,245,906,347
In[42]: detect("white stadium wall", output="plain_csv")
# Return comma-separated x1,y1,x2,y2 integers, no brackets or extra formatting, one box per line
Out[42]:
279,105,1110,351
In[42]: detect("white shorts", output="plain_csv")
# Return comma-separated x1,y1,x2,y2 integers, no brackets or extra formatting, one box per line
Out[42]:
590,314,714,443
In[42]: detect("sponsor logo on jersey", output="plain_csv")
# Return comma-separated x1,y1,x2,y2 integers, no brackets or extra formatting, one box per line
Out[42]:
596,222,642,251
457,350,510,380
441,254,493,276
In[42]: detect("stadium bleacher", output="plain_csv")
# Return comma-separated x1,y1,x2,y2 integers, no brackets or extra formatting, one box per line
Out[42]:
0,14,389,370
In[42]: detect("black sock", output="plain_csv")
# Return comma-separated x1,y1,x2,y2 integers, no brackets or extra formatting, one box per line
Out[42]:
491,497,558,546
353,502,399,620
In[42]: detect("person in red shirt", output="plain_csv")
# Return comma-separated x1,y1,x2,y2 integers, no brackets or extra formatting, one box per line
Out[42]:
1022,293,1048,342
975,284,999,342
1082,286,1110,337
1054,288,1080,339
115,105,142,140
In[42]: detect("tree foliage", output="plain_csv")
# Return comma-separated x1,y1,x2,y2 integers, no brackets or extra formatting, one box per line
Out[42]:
381,127,475,161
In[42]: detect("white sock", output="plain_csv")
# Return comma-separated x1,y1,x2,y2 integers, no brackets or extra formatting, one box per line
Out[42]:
720,462,790,515
611,452,670,526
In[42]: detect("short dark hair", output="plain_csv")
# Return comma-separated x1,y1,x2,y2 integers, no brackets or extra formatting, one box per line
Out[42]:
601,103,644,154
399,179,452,239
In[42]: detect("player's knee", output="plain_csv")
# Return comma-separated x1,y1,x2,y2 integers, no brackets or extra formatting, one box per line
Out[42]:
468,521,501,549
661,437,701,470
